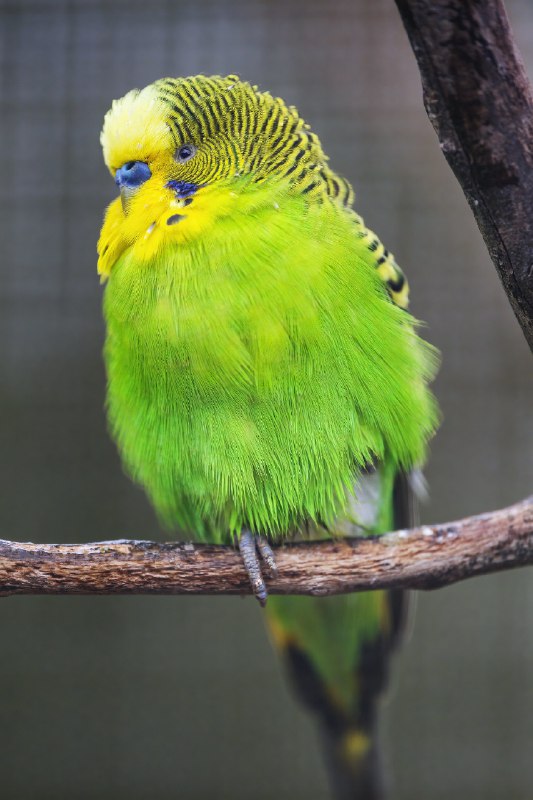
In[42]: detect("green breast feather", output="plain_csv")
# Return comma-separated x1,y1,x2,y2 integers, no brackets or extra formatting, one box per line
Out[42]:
103,181,437,542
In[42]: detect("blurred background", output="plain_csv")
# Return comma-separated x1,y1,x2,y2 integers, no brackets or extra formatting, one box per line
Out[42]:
1,1,532,798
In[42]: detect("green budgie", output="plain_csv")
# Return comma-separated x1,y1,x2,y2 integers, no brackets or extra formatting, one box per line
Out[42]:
98,74,438,799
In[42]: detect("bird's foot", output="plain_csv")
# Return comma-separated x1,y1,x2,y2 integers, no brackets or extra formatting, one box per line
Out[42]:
238,530,278,606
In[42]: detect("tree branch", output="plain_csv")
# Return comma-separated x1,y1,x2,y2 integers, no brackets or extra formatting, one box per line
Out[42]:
0,497,532,597
394,0,533,350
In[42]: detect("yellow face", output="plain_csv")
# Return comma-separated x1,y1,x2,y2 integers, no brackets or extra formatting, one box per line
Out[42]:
97,82,243,278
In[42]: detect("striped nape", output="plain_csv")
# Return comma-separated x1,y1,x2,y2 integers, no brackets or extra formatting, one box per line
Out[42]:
154,75,355,208
353,215,409,308
154,75,405,307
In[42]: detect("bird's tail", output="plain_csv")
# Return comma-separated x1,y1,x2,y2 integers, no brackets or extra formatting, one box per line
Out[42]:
265,469,413,799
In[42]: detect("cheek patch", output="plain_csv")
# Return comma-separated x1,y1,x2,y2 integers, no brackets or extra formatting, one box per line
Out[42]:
166,180,199,198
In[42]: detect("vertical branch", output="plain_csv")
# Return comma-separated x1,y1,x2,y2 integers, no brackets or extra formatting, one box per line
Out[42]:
394,0,533,350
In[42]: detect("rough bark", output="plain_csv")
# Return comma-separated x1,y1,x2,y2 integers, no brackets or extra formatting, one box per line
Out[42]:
395,0,533,349
0,497,531,597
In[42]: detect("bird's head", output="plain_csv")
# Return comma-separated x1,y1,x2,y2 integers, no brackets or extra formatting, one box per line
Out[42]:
97,75,353,278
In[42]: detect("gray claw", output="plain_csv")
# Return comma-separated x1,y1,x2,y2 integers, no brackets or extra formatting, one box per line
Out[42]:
257,536,278,575
238,530,277,606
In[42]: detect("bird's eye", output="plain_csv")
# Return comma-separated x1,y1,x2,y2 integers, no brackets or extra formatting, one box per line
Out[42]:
175,144,197,164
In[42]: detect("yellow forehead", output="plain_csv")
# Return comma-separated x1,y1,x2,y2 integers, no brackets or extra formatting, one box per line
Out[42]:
101,84,173,175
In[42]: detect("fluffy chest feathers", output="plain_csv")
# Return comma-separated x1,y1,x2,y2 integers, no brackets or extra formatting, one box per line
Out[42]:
102,180,436,540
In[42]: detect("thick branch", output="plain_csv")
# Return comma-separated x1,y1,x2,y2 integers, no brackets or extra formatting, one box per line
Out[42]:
394,0,533,350
0,498,532,597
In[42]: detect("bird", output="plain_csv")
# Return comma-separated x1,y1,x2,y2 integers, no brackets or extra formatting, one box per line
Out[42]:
98,74,438,799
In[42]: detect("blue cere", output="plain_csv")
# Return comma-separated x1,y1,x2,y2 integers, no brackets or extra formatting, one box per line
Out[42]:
165,179,199,198
115,161,152,189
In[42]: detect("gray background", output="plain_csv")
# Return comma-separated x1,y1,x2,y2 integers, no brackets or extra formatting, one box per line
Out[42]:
1,1,532,798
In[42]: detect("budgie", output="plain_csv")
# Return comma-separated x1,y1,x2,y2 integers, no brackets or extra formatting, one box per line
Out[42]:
98,75,438,799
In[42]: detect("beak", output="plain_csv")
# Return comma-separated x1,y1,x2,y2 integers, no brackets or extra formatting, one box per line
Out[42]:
119,185,136,213
115,161,152,213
